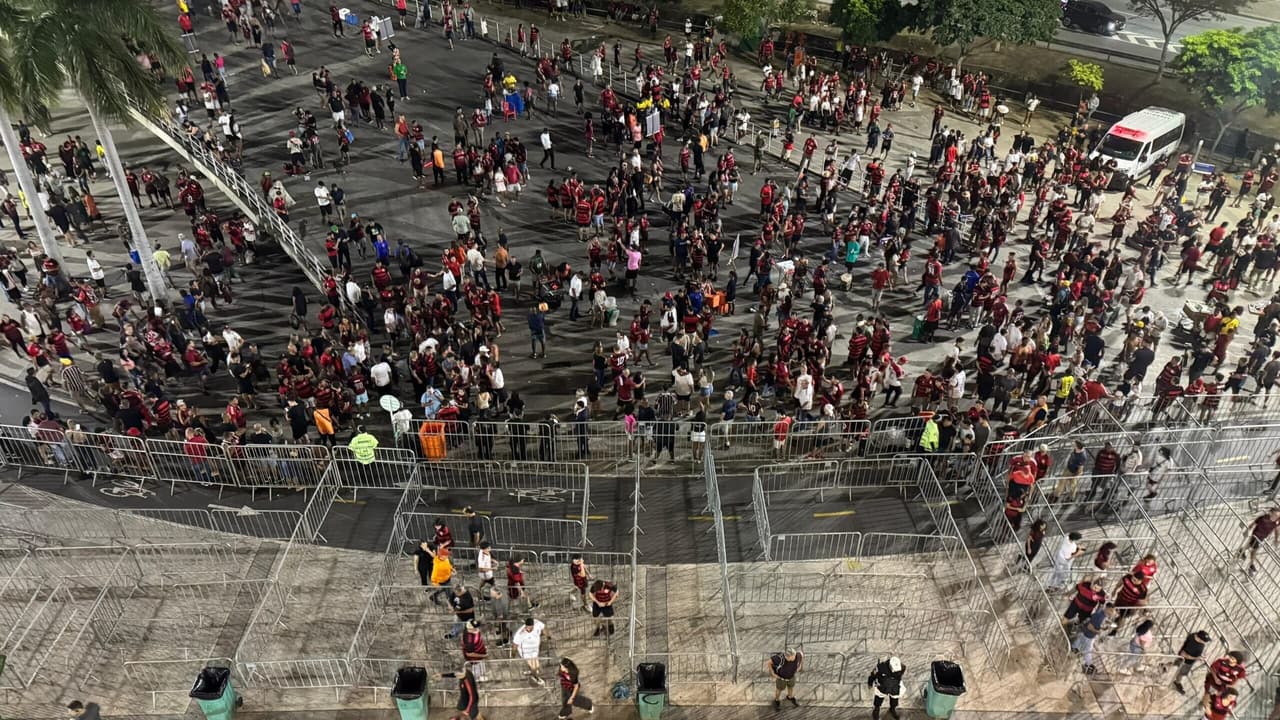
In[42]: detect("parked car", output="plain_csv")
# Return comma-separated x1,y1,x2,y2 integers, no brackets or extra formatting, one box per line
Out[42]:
1061,0,1126,35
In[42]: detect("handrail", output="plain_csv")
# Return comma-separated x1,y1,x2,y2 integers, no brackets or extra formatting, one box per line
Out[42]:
124,100,361,322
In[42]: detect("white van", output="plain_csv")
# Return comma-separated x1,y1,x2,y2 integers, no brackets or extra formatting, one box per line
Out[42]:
1091,106,1185,186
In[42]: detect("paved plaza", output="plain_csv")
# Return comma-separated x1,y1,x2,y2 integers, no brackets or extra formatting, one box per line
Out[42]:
2,1,1280,719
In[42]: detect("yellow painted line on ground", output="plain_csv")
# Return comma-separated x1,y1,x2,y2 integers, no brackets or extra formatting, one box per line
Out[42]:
689,515,741,521
1215,455,1252,464
568,515,610,521
450,508,493,515
334,497,367,505
924,500,962,507
813,510,856,518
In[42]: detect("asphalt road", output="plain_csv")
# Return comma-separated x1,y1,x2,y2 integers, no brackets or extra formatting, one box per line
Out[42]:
1054,4,1270,61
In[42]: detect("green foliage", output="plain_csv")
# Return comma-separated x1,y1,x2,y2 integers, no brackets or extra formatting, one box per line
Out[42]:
1064,59,1105,92
721,0,816,37
0,0,183,122
831,0,912,45
1175,26,1280,121
912,0,1060,53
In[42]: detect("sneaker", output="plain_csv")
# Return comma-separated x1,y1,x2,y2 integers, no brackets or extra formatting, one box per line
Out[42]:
1173,681,1186,695
478,676,488,683
1118,668,1133,675
772,700,781,711
1084,664,1097,675
530,601,540,609
443,633,454,640
533,676,546,687
788,697,799,707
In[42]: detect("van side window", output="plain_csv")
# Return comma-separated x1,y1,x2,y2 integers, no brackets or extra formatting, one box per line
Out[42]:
1150,127,1183,156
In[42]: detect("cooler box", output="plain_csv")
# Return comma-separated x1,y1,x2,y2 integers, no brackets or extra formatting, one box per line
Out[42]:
924,660,966,719
392,666,429,720
636,662,667,719
190,666,240,720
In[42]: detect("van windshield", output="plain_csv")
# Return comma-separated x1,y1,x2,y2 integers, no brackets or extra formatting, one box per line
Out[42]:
1099,133,1144,161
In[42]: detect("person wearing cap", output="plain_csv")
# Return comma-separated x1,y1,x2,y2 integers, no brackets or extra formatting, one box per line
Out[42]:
766,647,802,709
868,655,905,719
459,619,487,682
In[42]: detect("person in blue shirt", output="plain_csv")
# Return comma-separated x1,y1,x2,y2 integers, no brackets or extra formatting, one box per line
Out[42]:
373,236,390,263
527,307,546,358
1071,602,1114,674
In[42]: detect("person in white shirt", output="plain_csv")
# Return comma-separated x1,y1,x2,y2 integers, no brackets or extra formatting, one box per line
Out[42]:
546,80,561,113
949,368,966,407
910,74,923,106
475,540,495,584
511,617,549,686
1047,532,1084,590
314,181,332,221
85,251,106,291
345,278,362,306
538,129,554,169
370,359,393,390
222,326,244,355
568,272,583,321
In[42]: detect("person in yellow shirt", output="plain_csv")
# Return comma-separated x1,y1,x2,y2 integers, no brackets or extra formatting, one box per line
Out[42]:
431,144,446,186
313,406,335,446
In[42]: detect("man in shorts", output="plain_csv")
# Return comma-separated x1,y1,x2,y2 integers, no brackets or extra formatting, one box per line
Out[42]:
511,616,550,686
766,648,803,710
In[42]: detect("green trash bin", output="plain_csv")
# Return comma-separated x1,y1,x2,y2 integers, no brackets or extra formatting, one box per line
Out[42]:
392,666,429,720
910,314,925,341
924,661,966,719
190,666,241,720
636,662,666,719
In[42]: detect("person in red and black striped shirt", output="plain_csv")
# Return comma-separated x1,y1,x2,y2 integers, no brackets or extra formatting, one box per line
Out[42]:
1108,569,1150,637
1204,651,1247,700
1085,441,1120,502
440,664,484,720
1063,577,1106,627
590,579,617,636
557,657,593,718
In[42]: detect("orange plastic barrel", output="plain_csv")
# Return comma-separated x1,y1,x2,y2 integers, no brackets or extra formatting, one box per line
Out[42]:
418,421,447,460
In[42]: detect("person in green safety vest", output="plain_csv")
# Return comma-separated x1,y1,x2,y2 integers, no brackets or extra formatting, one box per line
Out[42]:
348,425,379,464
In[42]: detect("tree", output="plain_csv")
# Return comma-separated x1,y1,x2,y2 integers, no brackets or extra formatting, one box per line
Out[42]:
1063,59,1105,100
1175,26,1280,151
0,3,66,272
9,0,184,303
720,0,815,39
911,0,1060,70
1127,0,1252,80
830,0,913,45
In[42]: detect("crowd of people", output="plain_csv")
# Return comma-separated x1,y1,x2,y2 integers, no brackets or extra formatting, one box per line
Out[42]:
3,0,1280,716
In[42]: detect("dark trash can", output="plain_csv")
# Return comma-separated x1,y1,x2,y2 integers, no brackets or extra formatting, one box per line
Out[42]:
392,666,429,720
924,661,966,718
190,666,241,720
636,662,667,719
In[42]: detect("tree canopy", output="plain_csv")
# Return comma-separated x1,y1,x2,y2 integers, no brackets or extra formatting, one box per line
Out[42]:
1174,26,1280,148
720,0,816,38
1064,59,1105,93
908,0,1061,60
830,0,914,45
1128,0,1253,78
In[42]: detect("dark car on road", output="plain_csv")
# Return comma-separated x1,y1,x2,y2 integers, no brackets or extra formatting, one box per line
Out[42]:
1061,0,1126,35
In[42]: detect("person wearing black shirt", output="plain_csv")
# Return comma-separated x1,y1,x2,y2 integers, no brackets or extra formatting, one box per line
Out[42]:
1125,341,1156,383
124,263,147,302
439,665,483,720
286,400,310,442
766,648,803,710
1173,630,1210,694
444,585,475,639
868,656,905,719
